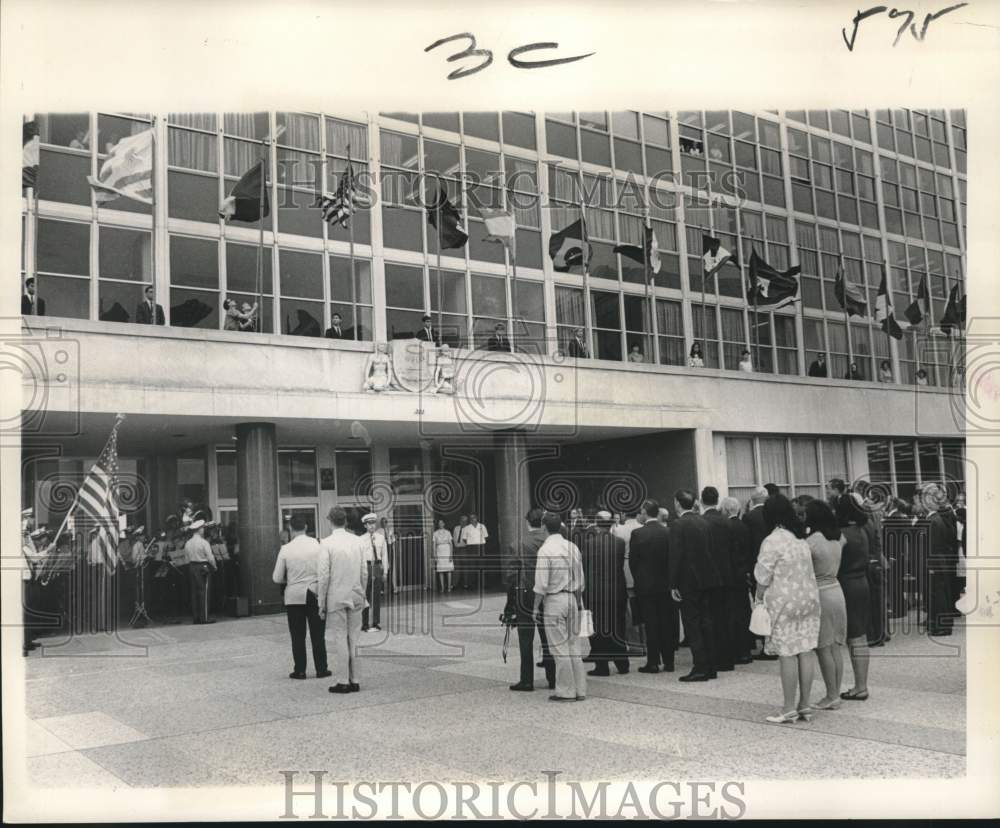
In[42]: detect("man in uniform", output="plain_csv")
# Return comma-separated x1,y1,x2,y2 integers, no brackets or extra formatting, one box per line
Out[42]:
361,512,387,632
506,508,554,691
184,520,217,624
581,511,629,677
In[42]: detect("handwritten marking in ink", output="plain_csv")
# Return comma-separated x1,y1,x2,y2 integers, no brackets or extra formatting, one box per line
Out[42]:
426,33,594,80
842,3,969,51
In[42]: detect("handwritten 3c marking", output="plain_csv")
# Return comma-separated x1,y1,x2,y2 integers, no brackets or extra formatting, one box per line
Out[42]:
842,3,969,51
425,33,594,80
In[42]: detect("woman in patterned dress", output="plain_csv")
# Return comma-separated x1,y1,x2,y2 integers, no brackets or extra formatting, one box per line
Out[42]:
754,495,822,724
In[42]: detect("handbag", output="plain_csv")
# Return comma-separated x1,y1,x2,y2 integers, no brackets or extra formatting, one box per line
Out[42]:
749,601,772,636
577,608,594,638
955,589,975,616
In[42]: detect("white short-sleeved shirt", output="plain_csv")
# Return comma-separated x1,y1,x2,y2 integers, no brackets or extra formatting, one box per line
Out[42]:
461,522,489,546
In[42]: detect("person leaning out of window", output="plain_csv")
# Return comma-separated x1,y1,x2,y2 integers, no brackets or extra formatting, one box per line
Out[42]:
687,342,705,368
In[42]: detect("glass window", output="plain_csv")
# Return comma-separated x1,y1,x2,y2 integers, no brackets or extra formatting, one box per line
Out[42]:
37,219,89,276
98,227,150,282
216,449,236,500
726,436,757,502
611,111,639,140
463,112,499,142
545,119,578,160
278,449,317,497
759,437,788,487
791,439,820,494
226,241,273,295
502,112,536,150
423,112,460,133
389,448,423,494
822,439,849,484
335,449,372,498
170,235,218,289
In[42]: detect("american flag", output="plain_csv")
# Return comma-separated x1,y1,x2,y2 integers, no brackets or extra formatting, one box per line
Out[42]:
76,414,125,571
317,160,362,228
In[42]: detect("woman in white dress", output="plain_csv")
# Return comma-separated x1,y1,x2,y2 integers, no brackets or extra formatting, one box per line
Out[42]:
432,519,454,592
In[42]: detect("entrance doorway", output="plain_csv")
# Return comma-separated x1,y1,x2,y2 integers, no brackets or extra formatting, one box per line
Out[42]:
392,503,427,590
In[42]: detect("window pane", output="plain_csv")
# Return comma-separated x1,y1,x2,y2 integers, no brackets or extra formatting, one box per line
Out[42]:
472,273,506,317
336,450,372,498
37,219,90,275
726,437,756,486
32,275,89,319
385,263,424,309
216,450,236,500
170,287,217,329
822,439,849,483
278,449,317,497
99,226,150,281
226,242,273,294
170,235,218,289
279,249,322,299
502,112,536,150
463,112,499,142
791,439,819,485
759,438,787,485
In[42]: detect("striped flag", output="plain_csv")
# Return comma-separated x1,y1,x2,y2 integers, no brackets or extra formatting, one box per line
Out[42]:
22,117,40,191
479,206,516,248
76,415,125,571
88,129,154,205
317,160,369,228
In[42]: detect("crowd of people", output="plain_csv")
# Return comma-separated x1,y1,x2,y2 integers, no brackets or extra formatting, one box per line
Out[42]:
500,479,967,719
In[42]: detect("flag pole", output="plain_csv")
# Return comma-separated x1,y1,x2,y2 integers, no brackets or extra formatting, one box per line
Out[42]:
643,196,660,365
347,144,358,340
436,192,443,348
257,150,266,331
841,253,854,375
150,118,157,326
505,171,517,354
27,185,38,314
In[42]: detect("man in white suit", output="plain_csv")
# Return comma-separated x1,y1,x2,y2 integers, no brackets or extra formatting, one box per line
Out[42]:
318,506,368,694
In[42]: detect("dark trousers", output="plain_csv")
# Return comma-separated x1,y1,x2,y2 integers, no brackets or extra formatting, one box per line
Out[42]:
708,588,733,670
867,564,888,644
462,544,483,588
286,590,328,674
188,563,213,623
728,585,752,660
362,565,383,628
638,593,678,669
517,616,554,686
927,568,956,634
680,590,715,674
589,604,629,672
888,554,908,616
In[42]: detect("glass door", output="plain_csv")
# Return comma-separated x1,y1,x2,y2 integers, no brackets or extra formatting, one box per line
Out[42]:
391,503,427,590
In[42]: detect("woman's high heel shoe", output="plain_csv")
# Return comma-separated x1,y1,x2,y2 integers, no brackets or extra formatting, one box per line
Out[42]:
765,711,800,724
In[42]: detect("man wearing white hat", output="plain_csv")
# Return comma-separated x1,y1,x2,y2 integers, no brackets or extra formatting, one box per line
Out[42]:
361,512,387,631
184,520,217,624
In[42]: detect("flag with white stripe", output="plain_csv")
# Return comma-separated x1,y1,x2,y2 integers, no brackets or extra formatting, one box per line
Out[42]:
317,160,370,228
88,130,154,205
75,415,125,571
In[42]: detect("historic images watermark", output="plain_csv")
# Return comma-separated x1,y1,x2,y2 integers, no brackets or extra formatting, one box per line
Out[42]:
278,770,747,820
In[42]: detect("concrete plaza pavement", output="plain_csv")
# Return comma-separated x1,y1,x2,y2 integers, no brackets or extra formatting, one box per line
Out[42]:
18,592,965,788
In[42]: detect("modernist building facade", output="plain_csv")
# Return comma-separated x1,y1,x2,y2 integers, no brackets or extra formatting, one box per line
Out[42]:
19,108,967,615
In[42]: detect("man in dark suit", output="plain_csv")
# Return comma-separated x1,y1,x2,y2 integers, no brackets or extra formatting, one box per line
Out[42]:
923,483,959,636
22,278,45,316
486,322,511,352
566,327,589,358
416,313,438,345
741,486,772,658
722,496,754,664
808,353,827,377
325,312,348,340
700,487,737,673
628,499,676,673
581,511,629,676
135,285,165,325
506,508,554,691
670,489,723,681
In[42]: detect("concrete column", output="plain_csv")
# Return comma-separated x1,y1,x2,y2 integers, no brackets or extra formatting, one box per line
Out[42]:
494,431,531,571
235,422,280,615
693,427,717,496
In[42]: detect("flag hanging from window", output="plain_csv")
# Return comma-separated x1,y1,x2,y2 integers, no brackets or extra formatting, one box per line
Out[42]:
75,414,125,572
834,268,868,317
614,222,661,278
902,273,930,328
219,159,269,222
874,266,903,340
938,283,965,337
317,160,370,228
549,218,591,272
702,234,733,277
426,186,468,249
747,249,800,309
88,129,154,205
479,206,516,249
22,117,40,192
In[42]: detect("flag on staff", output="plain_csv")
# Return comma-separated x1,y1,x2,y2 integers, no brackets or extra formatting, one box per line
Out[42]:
75,414,125,572
22,117,40,191
549,218,591,272
702,234,733,277
219,159,269,222
938,283,966,337
903,273,930,328
317,159,369,228
88,129,154,204
614,222,661,277
747,249,800,309
426,186,468,249
874,267,903,340
834,268,868,317
479,206,516,249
